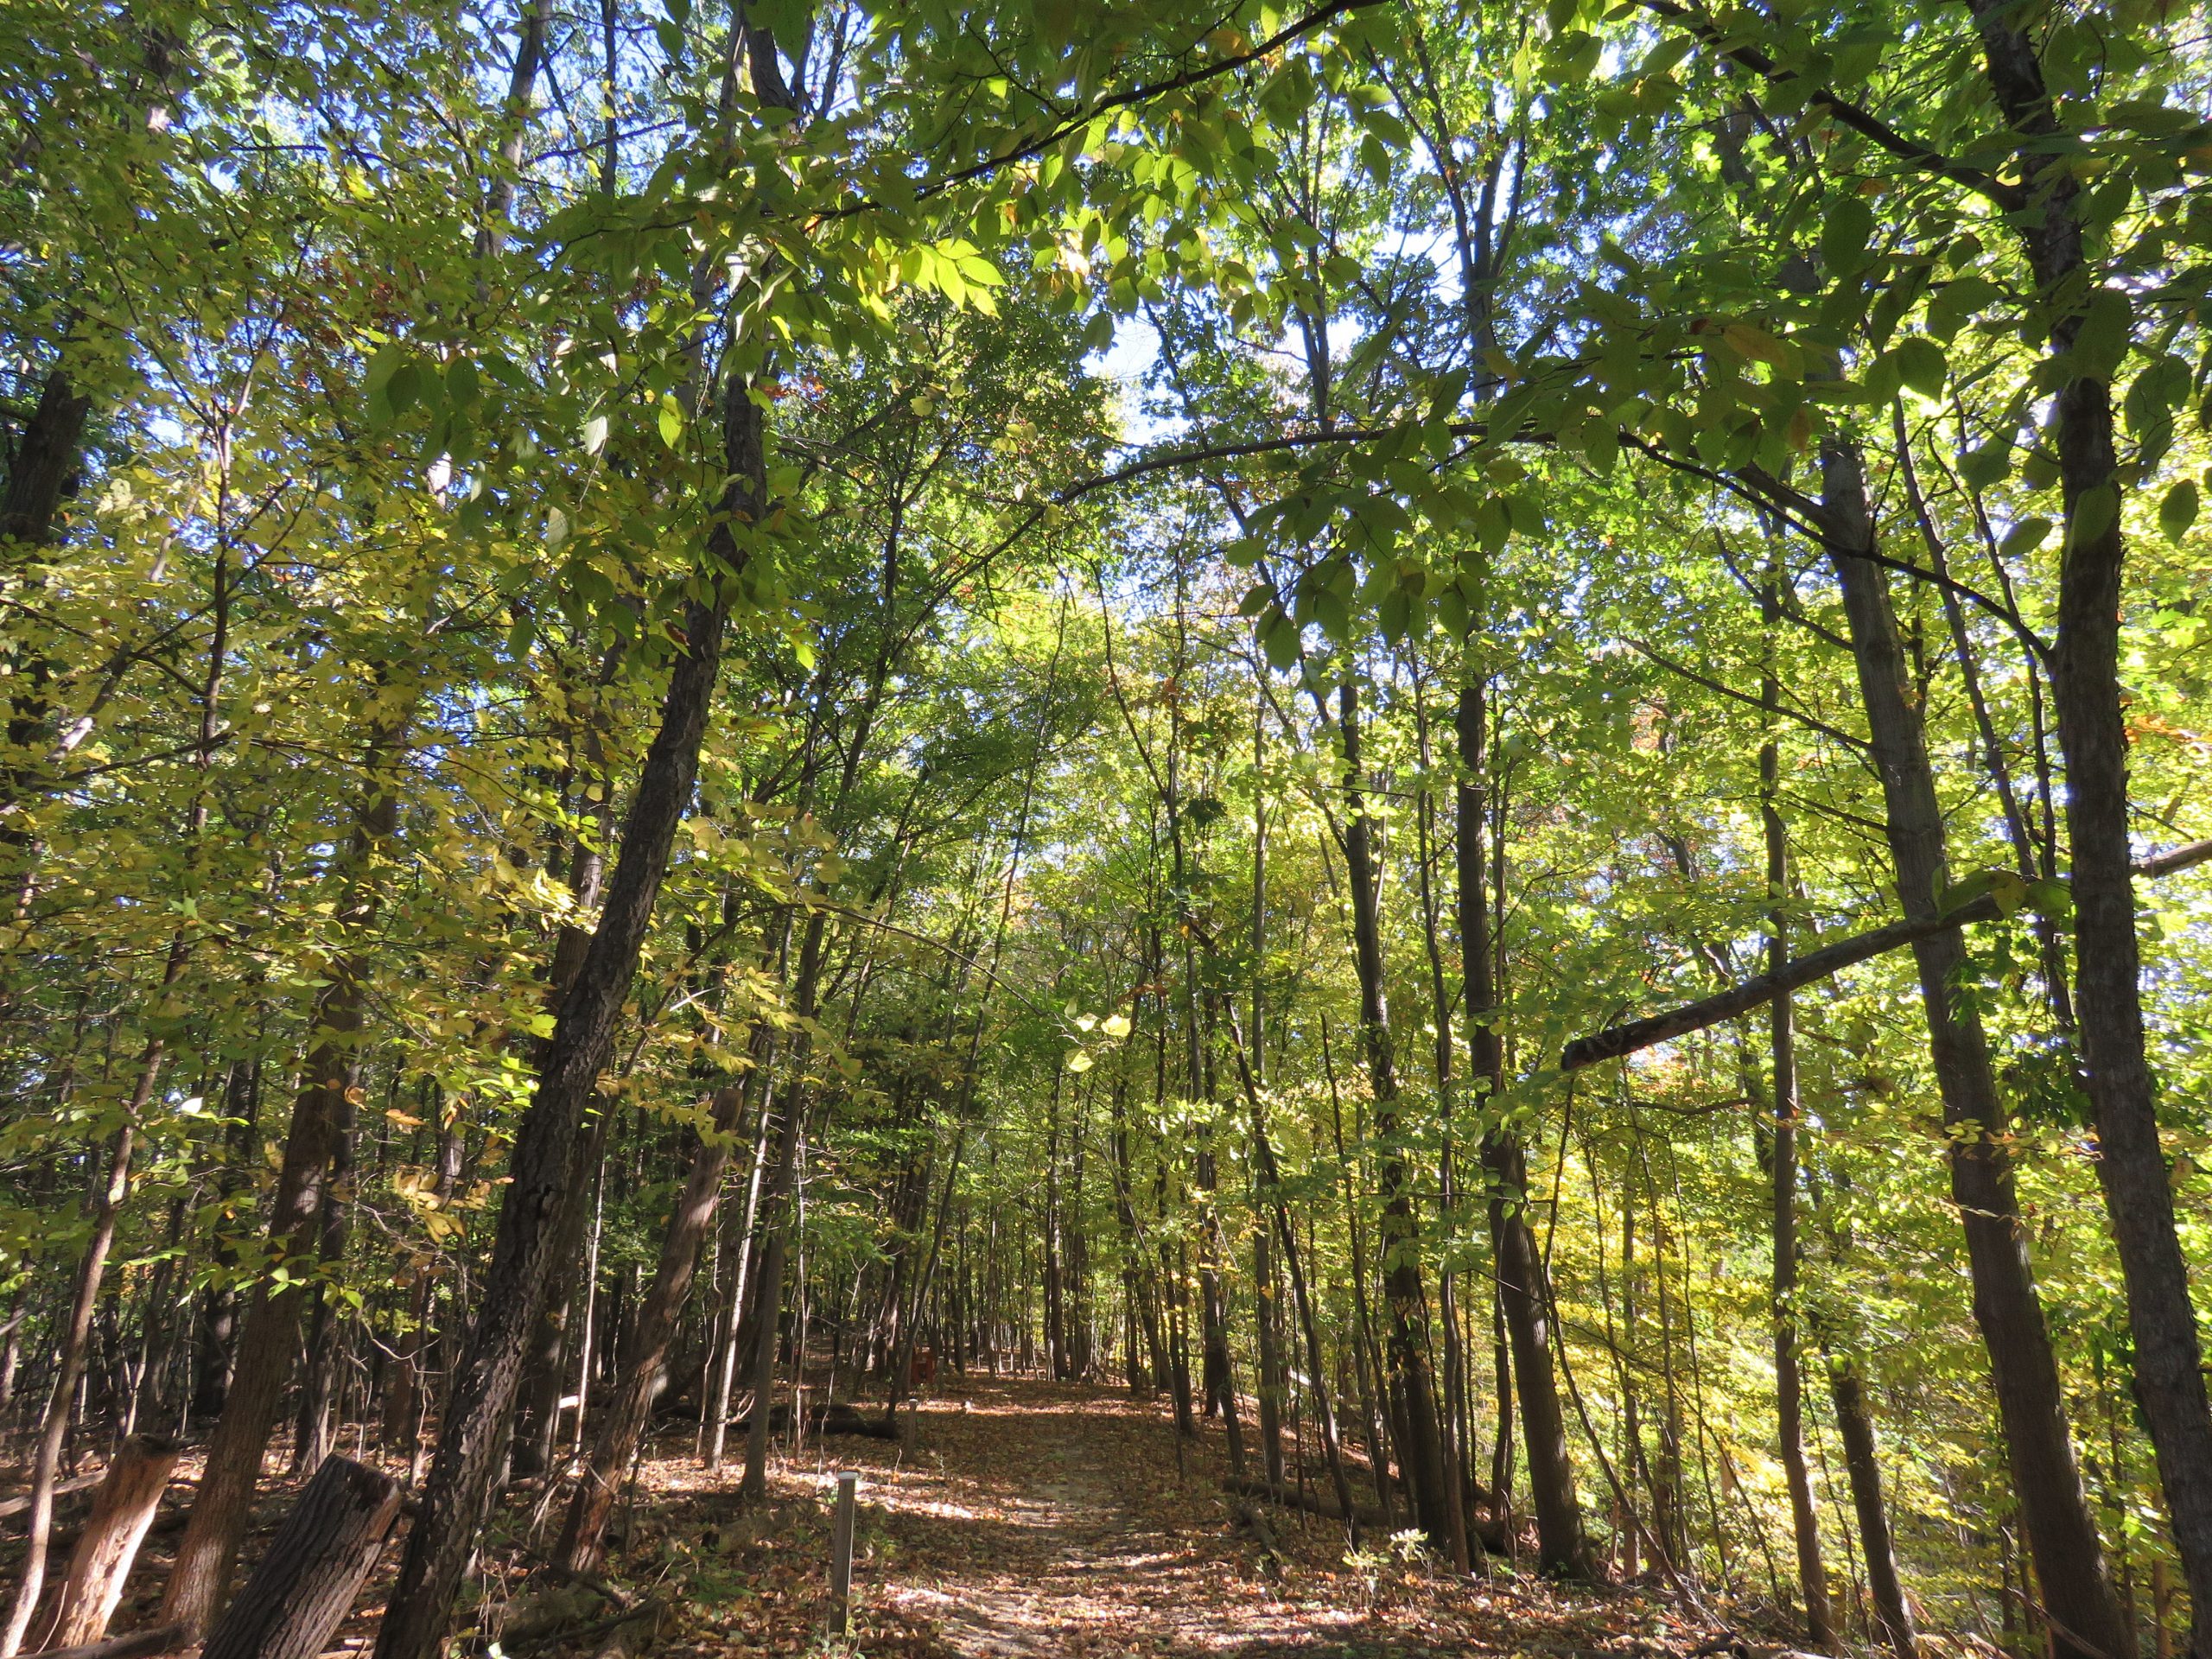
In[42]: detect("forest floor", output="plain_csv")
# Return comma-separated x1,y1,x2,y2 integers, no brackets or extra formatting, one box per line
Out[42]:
625,1375,1680,1659
12,1376,1699,1657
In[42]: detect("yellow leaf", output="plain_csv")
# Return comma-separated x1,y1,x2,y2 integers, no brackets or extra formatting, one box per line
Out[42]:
1721,321,1797,372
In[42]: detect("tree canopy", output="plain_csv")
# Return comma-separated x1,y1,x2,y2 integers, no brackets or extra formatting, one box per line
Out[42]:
1,0,2209,1653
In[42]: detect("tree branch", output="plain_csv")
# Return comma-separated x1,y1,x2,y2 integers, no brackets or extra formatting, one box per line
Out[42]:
1563,836,2212,1070
1634,0,2024,211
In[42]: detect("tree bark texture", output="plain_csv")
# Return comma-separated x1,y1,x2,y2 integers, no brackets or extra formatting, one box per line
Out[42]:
201,1456,403,1659
1822,437,2130,1659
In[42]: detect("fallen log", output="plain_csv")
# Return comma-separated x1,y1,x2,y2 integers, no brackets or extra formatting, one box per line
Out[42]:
1224,1476,1379,1529
1562,836,2212,1072
728,1402,897,1440
506,1599,665,1655
23,1623,187,1659
1228,1498,1284,1571
1223,1477,1511,1554
200,1455,402,1659
0,1475,102,1523
590,1608,661,1659
44,1435,180,1649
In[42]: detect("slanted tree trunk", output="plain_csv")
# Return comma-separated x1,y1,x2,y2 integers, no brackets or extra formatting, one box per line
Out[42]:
42,1435,180,1650
202,1456,402,1659
163,738,404,1637
7,598,210,1649
1965,17,2212,1649
371,371,760,1659
3,1103,151,1659
1821,435,2130,1659
556,1084,750,1570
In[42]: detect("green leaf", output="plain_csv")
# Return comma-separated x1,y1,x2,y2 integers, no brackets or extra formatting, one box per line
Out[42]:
1721,321,1798,372
364,340,407,397
582,414,609,455
2159,479,2199,543
1959,442,2010,491
1820,195,1874,276
2070,287,2133,382
1927,276,2001,341
657,395,685,449
2066,481,2118,548
1550,30,1601,80
384,362,424,416
1997,516,2051,562
1893,335,1948,397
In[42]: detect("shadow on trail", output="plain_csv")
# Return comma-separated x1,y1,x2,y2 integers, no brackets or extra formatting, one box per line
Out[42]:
842,1376,1551,1658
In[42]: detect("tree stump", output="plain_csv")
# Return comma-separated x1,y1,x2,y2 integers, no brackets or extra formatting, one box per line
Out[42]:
198,1455,402,1659
46,1434,181,1649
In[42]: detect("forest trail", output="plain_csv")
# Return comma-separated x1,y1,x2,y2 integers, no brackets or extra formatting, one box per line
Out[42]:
872,1378,1338,1656
786,1376,1643,1659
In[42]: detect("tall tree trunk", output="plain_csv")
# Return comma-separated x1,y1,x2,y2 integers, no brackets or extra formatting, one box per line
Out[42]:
0,367,95,841
191,1056,262,1424
0,1112,142,1659
1821,436,2130,1659
291,1077,360,1475
1323,1018,1397,1531
739,913,829,1499
1822,1346,1916,1659
1230,1017,1360,1539
510,812,619,1478
1762,586,1832,1647
1452,674,1587,1576
1966,18,2212,1648
705,1032,778,1467
0,369,92,550
1249,705,1281,1480
1411,671,1472,1568
162,739,404,1636
1338,679,1452,1554
1109,1078,1150,1395
556,1083,749,1569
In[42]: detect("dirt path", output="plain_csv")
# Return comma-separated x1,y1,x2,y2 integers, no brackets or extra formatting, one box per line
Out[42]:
863,1379,1344,1655
820,1376,1628,1657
